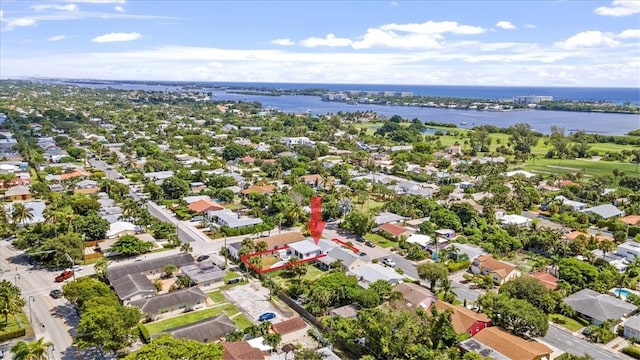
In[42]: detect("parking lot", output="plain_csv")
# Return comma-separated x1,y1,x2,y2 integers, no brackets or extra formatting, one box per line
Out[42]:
223,281,293,325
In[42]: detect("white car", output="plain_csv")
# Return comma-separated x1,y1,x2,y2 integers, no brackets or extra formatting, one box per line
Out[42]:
382,258,396,267
66,265,83,272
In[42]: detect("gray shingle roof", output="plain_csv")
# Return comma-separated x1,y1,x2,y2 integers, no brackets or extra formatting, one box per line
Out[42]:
181,264,226,284
582,204,624,219
130,287,206,315
564,289,636,323
164,314,237,343
111,273,156,301
107,253,194,283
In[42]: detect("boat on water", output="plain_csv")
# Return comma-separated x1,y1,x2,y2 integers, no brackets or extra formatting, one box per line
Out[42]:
460,121,468,125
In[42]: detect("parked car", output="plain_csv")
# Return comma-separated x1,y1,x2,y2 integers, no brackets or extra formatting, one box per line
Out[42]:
226,277,243,285
364,240,375,247
49,289,63,299
66,265,83,272
216,263,226,270
358,252,367,257
382,258,396,267
258,312,276,322
54,270,73,282
196,255,210,262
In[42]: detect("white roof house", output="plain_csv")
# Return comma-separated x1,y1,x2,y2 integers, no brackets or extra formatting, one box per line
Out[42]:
506,170,537,178
582,204,624,219
499,214,531,227
107,221,137,238
554,195,587,211
406,234,433,248
348,263,404,289
209,209,263,229
287,240,322,259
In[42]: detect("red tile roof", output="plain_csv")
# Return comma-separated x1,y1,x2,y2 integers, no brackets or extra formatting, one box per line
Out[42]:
222,341,264,360
378,222,409,237
187,199,224,213
272,317,307,335
621,215,640,226
527,271,559,290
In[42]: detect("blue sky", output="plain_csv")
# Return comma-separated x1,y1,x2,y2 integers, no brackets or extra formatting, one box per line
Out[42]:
1,0,639,87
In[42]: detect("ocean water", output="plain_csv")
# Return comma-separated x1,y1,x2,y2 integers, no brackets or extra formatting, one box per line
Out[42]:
63,81,640,135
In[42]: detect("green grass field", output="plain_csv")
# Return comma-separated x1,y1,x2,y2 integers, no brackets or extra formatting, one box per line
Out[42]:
521,157,638,177
145,303,241,334
549,313,589,332
231,314,253,330
364,233,397,248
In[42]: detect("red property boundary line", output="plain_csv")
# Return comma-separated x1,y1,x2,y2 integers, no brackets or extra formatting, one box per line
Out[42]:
240,237,362,274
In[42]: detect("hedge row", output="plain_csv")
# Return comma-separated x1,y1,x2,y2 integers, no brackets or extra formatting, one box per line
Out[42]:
447,260,471,273
138,323,151,344
0,327,26,342
220,223,272,236
622,346,640,359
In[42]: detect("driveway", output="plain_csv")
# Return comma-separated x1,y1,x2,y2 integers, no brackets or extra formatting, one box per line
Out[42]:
223,281,293,325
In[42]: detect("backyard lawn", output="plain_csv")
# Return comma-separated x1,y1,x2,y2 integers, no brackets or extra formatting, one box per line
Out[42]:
207,290,227,304
231,314,253,330
549,313,589,332
145,303,241,334
364,233,397,248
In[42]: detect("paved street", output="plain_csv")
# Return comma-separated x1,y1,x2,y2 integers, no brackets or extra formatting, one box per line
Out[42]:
542,325,629,360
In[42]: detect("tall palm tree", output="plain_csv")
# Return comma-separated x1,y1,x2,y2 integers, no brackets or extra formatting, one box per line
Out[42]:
11,203,33,227
11,337,53,360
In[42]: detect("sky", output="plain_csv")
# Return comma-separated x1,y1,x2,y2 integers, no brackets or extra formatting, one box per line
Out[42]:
1,0,639,87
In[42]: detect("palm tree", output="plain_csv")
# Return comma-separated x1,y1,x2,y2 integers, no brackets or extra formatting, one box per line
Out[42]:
11,337,53,360
11,203,33,227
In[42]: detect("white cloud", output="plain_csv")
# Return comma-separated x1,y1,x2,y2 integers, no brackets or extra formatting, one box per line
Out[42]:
618,29,640,39
351,28,441,49
556,31,620,48
32,4,78,11
299,34,352,47
4,18,38,31
114,6,125,12
64,0,126,3
594,0,640,16
390,1,398,6
495,21,516,30
92,32,141,43
270,38,294,46
524,24,537,29
379,20,485,35
47,34,66,41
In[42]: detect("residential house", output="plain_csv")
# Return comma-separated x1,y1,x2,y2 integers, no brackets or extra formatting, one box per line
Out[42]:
189,182,206,193
329,304,361,318
7,201,45,226
165,314,237,343
447,243,486,262
287,239,322,260
506,170,536,178
110,273,156,303
74,179,100,194
552,195,587,211
620,215,640,226
623,314,640,340
240,184,275,196
106,221,138,239
181,263,226,291
282,137,314,147
376,223,412,240
616,241,640,262
301,174,325,189
374,212,407,226
564,289,637,325
132,287,207,321
582,204,625,219
434,301,491,336
227,231,306,259
4,185,31,201
209,209,263,229
188,199,224,214
317,247,365,271
460,327,551,360
143,171,175,184
527,272,559,290
106,253,194,284
349,263,405,289
272,317,309,345
498,214,532,228
392,283,437,311
183,195,213,204
469,255,520,285
221,341,264,360
406,234,433,249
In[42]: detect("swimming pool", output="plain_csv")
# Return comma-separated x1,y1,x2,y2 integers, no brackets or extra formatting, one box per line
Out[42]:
614,288,632,297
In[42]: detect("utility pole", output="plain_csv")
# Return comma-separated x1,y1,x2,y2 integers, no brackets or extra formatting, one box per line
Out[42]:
63,252,76,281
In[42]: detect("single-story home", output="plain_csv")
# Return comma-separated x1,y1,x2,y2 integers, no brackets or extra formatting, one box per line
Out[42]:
469,255,520,285
209,209,263,229
74,179,100,194
221,341,264,360
240,184,275,195
181,263,226,291
163,314,237,343
623,314,640,340
435,301,491,336
227,231,306,259
107,253,194,284
374,212,407,226
110,273,156,303
460,327,551,360
406,234,433,248
188,199,224,214
527,272,559,290
392,283,437,311
272,317,309,345
317,247,365,271
620,215,640,226
132,286,207,321
349,263,404,289
328,304,361,318
376,223,412,239
4,185,32,201
435,229,456,239
498,214,532,228
564,289,636,325
582,204,625,219
106,221,138,238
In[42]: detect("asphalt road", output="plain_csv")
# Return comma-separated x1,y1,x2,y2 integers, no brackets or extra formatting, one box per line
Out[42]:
542,325,628,360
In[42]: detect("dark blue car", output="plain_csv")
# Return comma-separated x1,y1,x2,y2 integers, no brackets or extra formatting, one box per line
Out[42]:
258,312,276,322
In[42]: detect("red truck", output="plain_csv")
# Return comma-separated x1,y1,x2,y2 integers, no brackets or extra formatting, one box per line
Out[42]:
54,270,73,282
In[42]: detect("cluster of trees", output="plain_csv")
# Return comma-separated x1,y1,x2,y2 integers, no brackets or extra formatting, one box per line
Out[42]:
62,277,141,355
